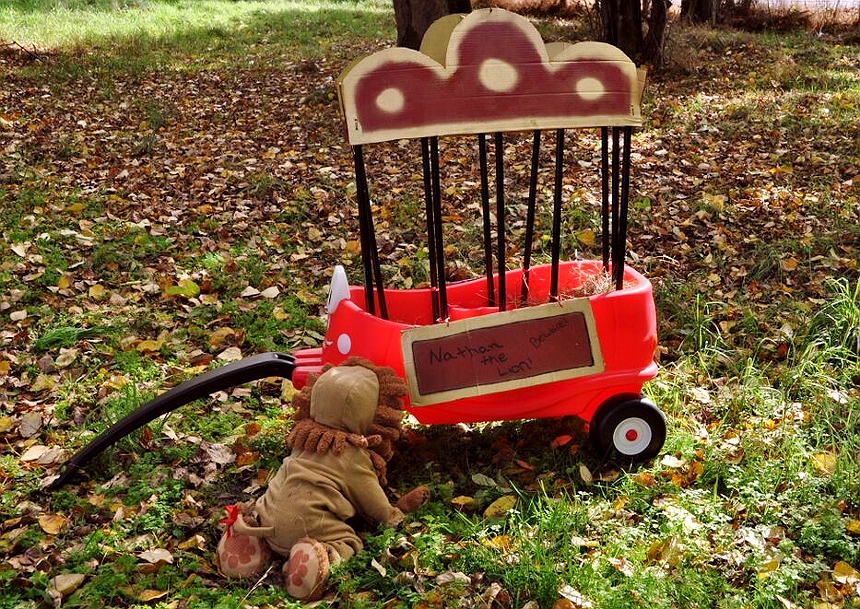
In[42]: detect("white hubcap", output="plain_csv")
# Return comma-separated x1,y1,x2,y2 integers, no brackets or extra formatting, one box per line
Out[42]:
613,417,652,456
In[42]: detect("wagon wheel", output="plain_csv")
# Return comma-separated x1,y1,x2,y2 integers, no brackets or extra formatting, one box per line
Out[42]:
591,397,666,461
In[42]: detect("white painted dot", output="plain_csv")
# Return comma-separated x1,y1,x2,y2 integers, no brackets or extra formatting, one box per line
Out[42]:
375,87,405,113
479,58,519,93
336,333,352,355
576,77,605,101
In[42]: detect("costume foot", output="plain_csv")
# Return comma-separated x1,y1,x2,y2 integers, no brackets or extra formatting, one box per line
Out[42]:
284,538,330,600
216,529,271,579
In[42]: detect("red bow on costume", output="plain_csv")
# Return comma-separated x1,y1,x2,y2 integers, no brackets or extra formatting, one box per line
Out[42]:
219,504,239,539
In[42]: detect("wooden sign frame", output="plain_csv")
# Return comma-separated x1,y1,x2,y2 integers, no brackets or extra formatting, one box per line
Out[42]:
401,298,605,407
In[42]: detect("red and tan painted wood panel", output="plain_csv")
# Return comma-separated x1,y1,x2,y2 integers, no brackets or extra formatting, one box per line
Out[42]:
336,8,646,145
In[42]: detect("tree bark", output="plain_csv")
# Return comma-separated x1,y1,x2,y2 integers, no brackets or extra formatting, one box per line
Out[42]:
680,0,719,24
393,0,472,50
598,0,669,68
599,0,645,65
644,0,670,68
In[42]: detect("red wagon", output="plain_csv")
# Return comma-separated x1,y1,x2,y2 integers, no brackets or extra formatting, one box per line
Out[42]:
51,8,665,490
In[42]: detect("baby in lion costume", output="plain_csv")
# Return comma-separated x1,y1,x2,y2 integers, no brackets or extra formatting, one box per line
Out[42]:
216,357,429,600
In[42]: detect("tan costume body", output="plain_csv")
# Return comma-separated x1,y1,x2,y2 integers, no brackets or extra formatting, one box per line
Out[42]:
231,365,403,563
255,445,402,559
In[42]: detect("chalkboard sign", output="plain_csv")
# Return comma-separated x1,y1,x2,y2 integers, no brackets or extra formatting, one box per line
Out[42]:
401,299,604,406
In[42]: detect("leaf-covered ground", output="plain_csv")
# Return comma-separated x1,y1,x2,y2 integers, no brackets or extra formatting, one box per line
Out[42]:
1,8,859,609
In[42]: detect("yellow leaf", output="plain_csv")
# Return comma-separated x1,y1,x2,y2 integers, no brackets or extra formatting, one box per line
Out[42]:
165,279,200,298
481,535,513,553
845,518,860,535
757,557,780,578
273,307,291,321
811,452,837,476
137,589,168,602
0,361,10,376
64,202,85,214
833,560,860,584
576,229,596,247
483,495,517,519
88,284,107,300
57,274,71,290
38,513,69,535
451,496,477,511
136,339,165,354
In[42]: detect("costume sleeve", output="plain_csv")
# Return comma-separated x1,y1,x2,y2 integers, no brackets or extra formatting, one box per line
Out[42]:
346,449,400,525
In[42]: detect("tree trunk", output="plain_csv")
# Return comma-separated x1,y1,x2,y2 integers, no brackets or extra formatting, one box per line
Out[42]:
599,0,645,65
598,0,669,68
644,0,669,68
680,0,719,24
393,0,472,50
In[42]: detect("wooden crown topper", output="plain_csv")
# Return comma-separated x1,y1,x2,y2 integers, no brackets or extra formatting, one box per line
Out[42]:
336,8,646,145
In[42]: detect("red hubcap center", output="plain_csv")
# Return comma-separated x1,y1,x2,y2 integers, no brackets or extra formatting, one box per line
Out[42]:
625,429,639,442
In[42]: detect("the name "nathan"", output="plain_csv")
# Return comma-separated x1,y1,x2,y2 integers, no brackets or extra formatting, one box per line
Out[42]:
428,341,504,364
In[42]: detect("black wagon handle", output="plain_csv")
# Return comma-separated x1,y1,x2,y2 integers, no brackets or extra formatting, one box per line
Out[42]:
47,351,296,491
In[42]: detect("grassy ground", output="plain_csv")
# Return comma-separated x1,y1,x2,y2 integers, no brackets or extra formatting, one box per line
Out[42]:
1,1,859,608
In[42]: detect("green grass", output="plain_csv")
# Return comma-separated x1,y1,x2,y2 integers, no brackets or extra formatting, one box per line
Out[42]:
1,0,393,50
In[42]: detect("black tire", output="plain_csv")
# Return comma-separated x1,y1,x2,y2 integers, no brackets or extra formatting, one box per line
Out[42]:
591,397,666,462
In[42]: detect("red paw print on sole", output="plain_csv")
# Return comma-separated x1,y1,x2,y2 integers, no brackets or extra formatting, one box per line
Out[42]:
285,538,330,601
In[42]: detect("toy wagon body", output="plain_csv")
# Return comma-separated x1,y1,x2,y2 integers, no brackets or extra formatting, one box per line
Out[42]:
50,8,666,491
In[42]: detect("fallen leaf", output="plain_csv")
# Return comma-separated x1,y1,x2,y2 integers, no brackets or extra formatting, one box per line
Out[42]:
217,346,242,362
55,348,79,369
481,535,513,553
484,495,517,519
18,412,43,438
136,338,165,354
811,452,837,476
609,556,635,577
178,534,206,551
551,434,573,448
165,279,200,298
137,589,169,602
260,286,280,299
570,535,599,548
472,473,497,487
576,229,596,246
833,560,860,584
138,548,174,565
38,513,69,535
208,327,237,348
10,310,27,322
661,454,686,468
49,573,86,596
579,464,593,484
451,495,478,511
781,257,798,272
558,584,592,607
370,557,387,576
30,374,55,393
88,284,107,299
